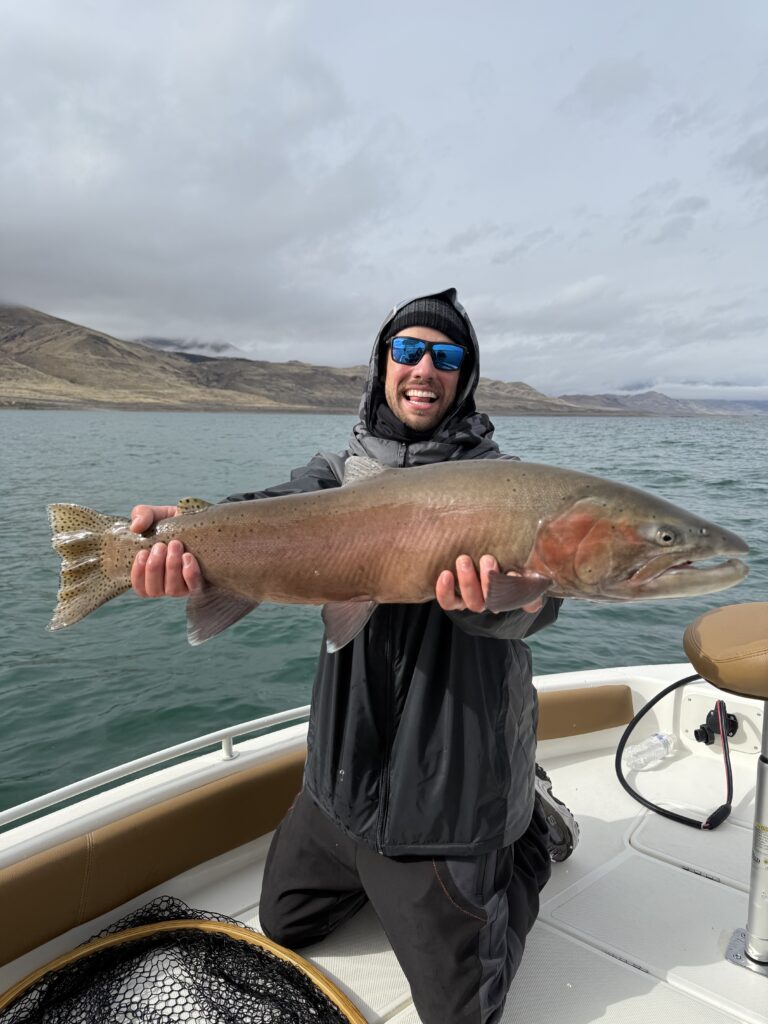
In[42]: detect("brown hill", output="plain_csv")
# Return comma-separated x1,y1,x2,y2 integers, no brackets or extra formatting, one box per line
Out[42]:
0,304,585,415
0,306,366,412
3,304,744,416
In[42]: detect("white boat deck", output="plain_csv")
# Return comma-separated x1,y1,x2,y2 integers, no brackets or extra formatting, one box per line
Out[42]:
2,665,766,1023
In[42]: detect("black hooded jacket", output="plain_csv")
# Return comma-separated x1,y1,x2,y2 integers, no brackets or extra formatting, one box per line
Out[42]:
226,288,561,855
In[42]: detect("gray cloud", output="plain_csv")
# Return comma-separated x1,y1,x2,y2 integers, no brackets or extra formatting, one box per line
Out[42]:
652,100,714,139
137,337,245,357
477,274,768,397
446,223,507,255
668,196,709,215
727,127,768,181
651,214,696,244
625,184,709,245
491,229,558,265
558,57,652,119
0,1,401,352
1,2,766,400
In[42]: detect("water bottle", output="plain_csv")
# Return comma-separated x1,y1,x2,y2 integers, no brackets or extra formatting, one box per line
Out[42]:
623,732,676,770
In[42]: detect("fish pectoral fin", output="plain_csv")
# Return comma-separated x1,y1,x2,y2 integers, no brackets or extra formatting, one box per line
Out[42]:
342,456,392,486
178,497,214,514
186,586,259,645
485,571,552,613
322,599,378,653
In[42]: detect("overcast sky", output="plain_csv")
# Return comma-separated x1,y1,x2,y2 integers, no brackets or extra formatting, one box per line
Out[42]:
2,1,767,398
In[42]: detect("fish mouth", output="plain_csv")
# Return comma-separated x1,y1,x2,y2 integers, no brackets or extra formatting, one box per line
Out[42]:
627,553,749,597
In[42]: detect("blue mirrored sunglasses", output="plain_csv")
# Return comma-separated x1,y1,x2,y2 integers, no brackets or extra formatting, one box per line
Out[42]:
388,336,466,372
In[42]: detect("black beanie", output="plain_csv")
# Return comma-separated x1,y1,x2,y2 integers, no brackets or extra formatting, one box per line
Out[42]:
381,296,471,348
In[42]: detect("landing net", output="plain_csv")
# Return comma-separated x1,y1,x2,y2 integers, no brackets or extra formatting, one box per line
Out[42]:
0,896,365,1023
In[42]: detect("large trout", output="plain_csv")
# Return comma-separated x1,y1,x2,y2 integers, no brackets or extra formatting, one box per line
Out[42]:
48,456,749,651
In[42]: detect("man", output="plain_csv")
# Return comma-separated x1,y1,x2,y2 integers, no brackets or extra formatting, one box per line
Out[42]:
130,288,578,1024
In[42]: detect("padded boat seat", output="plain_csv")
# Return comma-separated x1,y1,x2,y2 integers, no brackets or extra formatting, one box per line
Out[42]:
683,602,768,700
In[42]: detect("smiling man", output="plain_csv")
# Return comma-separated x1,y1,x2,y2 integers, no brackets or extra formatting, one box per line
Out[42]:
383,326,461,427
129,288,578,1024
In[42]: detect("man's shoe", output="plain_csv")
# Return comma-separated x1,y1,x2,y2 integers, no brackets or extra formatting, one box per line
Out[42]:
534,763,580,862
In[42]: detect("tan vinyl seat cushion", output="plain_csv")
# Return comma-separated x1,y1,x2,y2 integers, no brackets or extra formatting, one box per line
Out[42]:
683,602,768,700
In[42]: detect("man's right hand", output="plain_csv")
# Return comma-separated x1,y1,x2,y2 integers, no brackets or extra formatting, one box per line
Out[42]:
129,505,202,598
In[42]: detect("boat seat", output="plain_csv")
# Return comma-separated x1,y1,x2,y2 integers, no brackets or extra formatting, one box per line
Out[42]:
683,602,768,700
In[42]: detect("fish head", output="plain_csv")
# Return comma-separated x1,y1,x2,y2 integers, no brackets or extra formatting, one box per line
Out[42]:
528,489,749,602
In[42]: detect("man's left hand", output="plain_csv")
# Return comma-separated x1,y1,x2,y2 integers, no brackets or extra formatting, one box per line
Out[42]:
435,554,545,614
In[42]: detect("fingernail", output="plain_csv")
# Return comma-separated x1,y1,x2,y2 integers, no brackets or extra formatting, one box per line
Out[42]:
150,543,164,557
459,556,472,570
182,554,192,567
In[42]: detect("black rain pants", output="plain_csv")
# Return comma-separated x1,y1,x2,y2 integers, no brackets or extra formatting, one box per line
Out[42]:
259,789,552,1024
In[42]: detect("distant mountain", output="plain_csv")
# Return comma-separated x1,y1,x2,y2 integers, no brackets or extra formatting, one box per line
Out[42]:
692,398,768,415
1,305,764,416
559,390,767,416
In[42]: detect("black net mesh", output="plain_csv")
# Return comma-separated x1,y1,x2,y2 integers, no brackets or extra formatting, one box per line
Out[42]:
1,897,356,1023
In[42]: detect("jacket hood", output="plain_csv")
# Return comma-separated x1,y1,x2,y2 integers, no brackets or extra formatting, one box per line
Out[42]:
358,287,482,437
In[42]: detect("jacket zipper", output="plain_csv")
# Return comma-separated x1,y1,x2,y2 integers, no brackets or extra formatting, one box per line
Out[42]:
376,611,393,853
376,444,405,853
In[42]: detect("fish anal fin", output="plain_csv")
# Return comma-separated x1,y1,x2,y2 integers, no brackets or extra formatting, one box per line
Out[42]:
186,586,259,645
322,599,378,652
178,497,213,514
485,571,552,613
342,456,392,486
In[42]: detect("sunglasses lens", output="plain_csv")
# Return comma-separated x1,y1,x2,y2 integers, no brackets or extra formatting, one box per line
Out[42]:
431,344,465,371
389,337,466,371
390,338,426,365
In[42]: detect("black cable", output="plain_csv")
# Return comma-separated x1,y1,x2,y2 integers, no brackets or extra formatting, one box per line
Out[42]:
702,700,733,830
614,673,733,831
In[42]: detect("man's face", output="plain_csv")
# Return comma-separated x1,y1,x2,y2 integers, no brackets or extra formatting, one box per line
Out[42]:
383,325,463,431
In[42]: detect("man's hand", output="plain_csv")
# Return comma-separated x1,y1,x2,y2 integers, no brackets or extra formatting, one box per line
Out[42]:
129,504,202,598
435,554,544,614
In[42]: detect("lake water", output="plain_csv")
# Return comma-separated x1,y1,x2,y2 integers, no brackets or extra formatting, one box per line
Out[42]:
1,410,765,813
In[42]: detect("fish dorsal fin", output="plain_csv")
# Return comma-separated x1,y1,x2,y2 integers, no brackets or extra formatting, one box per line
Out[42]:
186,585,259,645
342,456,392,486
178,496,213,514
322,599,378,652
485,571,552,613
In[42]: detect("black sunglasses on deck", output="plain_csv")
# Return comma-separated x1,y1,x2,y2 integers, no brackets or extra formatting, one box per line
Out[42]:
388,336,467,372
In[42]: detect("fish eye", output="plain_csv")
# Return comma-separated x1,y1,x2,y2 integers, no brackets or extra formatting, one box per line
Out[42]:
656,527,676,546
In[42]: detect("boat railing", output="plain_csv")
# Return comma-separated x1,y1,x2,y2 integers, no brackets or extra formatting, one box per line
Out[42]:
0,705,311,830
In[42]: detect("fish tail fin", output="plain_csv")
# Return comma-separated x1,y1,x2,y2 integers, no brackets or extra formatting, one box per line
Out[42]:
47,503,132,631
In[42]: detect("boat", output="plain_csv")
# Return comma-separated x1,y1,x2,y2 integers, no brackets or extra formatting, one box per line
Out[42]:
1,602,766,1023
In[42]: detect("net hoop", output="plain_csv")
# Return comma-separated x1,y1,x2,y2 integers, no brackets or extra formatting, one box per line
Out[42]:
0,919,367,1023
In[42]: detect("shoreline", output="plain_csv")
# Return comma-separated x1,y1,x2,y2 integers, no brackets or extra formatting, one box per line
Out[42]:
0,402,759,418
